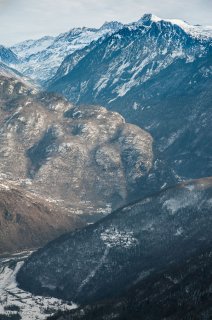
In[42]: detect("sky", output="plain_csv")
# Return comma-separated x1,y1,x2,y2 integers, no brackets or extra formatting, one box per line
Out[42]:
0,0,211,46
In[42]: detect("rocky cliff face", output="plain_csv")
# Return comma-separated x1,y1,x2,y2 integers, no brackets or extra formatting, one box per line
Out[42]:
17,178,212,304
0,75,153,218
0,181,83,254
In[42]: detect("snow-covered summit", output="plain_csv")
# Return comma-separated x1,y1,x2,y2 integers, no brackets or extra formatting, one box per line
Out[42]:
10,14,212,83
11,22,123,82
12,36,55,60
137,13,212,39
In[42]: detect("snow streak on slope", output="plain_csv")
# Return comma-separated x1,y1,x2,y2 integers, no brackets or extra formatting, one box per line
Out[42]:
49,13,211,109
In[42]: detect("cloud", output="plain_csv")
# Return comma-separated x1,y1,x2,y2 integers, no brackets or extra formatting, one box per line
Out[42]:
0,0,211,45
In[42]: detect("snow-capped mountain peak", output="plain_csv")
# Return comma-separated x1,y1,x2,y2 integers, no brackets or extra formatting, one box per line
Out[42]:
137,13,212,39
11,22,124,82
12,36,55,59
10,14,212,83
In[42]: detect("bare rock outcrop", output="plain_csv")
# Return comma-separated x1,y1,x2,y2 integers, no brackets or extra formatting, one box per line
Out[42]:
0,77,153,217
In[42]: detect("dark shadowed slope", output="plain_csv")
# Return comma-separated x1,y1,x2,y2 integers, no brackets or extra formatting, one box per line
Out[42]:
0,181,83,254
0,45,18,65
17,178,212,305
48,244,212,320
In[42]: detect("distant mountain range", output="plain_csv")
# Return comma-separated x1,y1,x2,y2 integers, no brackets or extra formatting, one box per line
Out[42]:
48,14,212,101
10,21,123,82
2,14,210,85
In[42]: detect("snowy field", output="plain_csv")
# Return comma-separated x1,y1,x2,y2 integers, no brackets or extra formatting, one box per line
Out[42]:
0,251,77,319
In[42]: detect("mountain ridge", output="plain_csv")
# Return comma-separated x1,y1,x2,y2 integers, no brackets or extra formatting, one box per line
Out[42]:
10,14,212,83
11,21,124,82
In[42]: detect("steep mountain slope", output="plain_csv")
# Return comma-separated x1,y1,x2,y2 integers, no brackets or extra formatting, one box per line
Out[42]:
46,37,106,88
0,181,83,254
119,51,212,180
0,62,36,96
48,15,212,182
48,245,212,320
0,45,18,65
48,14,211,103
11,22,123,82
17,178,212,304
0,76,153,218
0,62,22,78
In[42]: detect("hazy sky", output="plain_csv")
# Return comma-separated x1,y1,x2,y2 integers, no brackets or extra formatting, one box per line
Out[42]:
0,0,211,46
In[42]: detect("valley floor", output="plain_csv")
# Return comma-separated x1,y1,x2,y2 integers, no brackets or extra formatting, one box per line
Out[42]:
0,251,77,320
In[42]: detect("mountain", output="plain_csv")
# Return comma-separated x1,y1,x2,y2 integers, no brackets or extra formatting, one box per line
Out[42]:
48,14,212,102
0,181,83,254
9,16,212,187
17,178,212,305
137,14,212,39
0,45,18,65
0,75,153,219
11,22,123,82
46,36,107,88
47,14,212,182
10,15,212,85
0,62,22,78
49,245,212,320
